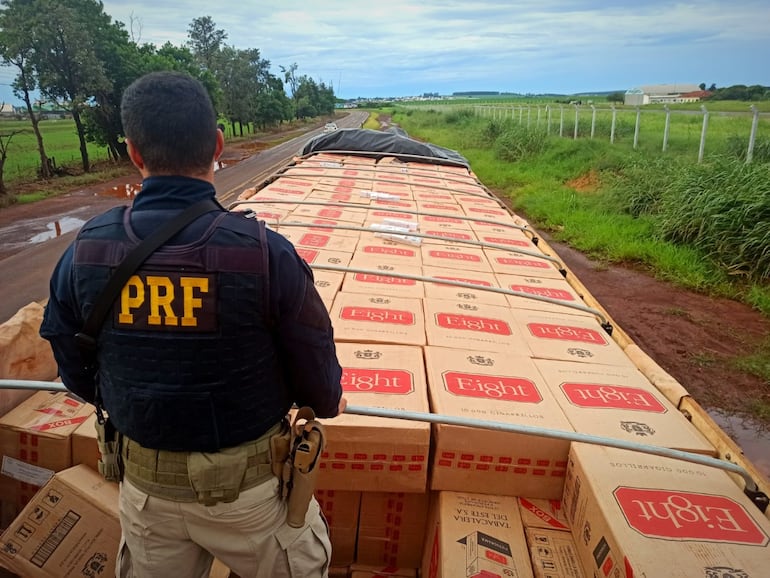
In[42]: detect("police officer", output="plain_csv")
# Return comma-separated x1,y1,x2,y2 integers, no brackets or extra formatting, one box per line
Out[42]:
40,71,345,578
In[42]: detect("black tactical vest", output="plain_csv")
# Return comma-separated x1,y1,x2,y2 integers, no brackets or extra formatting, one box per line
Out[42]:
72,206,290,451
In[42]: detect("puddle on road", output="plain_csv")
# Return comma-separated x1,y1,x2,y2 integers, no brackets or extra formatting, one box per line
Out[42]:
29,217,87,243
709,409,770,477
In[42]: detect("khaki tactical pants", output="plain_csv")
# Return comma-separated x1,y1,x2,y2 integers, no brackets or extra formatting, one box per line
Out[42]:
117,476,331,578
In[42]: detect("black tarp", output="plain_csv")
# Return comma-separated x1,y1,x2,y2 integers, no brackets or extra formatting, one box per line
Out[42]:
300,128,470,168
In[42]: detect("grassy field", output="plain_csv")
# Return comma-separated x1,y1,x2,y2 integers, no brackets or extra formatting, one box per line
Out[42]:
383,106,770,407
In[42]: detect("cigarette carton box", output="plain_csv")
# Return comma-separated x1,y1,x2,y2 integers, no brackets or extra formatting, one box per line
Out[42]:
484,250,565,280
356,492,429,568
534,359,715,455
0,392,94,523
512,311,633,368
341,266,424,299
517,498,570,531
313,270,345,311
425,346,573,499
418,214,473,232
0,465,120,578
562,443,770,578
330,293,425,346
494,274,593,319
317,490,361,566
421,491,534,578
71,413,100,473
422,268,508,307
318,343,430,492
274,226,359,253
421,245,492,274
289,204,368,225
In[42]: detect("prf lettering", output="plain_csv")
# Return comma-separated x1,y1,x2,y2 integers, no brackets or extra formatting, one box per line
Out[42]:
119,273,212,328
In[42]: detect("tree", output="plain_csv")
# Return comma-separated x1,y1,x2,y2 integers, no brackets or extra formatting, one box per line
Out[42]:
699,82,706,91
187,16,227,71
0,124,24,198
280,62,300,119
606,92,625,104
0,0,53,178
29,0,114,172
708,83,717,92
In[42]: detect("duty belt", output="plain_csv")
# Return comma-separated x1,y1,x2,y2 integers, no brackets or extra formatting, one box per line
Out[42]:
121,421,281,504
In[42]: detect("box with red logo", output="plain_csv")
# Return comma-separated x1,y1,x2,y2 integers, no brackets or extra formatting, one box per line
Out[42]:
308,188,364,205
417,214,473,232
421,245,492,273
423,299,527,354
233,203,291,225
483,249,565,280
518,498,570,531
289,204,368,225
512,311,633,368
534,359,715,455
0,392,95,524
562,443,770,578
280,215,363,237
341,266,424,299
318,343,430,492
274,226,359,253
0,464,120,578
461,204,513,220
419,227,478,246
350,238,423,268
416,202,465,217
330,293,425,346
366,209,419,229
257,180,312,201
422,268,507,307
370,181,414,200
316,490,361,566
412,189,455,203
356,492,429,568
370,198,418,212
421,491,534,578
424,346,573,499
476,229,541,254
494,274,593,319
525,527,585,578
71,413,100,473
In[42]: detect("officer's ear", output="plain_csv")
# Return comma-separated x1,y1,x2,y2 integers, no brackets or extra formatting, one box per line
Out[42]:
126,139,147,173
214,128,224,161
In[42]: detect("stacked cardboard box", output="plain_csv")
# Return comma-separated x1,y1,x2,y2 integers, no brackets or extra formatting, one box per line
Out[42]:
0,392,95,529
563,443,770,577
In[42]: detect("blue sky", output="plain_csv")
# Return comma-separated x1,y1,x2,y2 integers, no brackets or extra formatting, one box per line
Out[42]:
1,0,768,104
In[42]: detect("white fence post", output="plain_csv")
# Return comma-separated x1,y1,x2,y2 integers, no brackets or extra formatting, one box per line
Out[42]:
519,106,523,124
747,105,759,163
574,105,579,139
662,105,671,152
547,105,552,135
633,107,641,150
610,105,617,144
537,106,541,128
527,106,531,129
698,105,709,163
590,105,596,139
559,106,564,137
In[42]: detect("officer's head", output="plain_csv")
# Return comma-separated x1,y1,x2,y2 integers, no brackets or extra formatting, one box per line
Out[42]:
121,71,221,178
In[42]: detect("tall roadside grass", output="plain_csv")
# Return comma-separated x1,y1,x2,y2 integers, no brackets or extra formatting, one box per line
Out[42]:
392,107,770,317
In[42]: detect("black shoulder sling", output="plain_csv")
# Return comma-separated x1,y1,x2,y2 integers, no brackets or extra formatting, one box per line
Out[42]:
75,198,221,423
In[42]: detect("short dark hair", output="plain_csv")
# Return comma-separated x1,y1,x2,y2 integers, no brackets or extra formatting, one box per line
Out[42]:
121,71,218,175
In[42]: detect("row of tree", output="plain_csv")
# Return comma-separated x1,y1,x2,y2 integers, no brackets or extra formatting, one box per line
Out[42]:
0,0,335,182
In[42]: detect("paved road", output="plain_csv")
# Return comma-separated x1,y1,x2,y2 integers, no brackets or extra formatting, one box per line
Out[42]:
0,111,369,323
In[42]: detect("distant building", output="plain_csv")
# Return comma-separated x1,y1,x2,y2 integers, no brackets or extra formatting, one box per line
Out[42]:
624,84,703,106
0,103,15,117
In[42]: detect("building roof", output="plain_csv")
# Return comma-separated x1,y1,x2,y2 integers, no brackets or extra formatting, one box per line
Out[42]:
632,84,701,95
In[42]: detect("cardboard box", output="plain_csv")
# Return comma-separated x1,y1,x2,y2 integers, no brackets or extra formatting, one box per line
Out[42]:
419,227,477,246
518,498,570,532
318,343,430,492
494,274,593,319
416,202,464,216
417,215,473,232
356,492,429,568
330,293,425,346
350,238,423,268
341,266,425,299
0,464,120,578
71,413,100,473
313,270,346,311
422,267,508,307
421,245,492,273
484,249,565,280
274,226,360,252
295,247,353,268
512,310,633,367
317,490,361,566
533,359,715,455
421,491,534,578
289,204,368,225
525,528,585,578
423,299,528,353
476,229,541,253
280,215,363,237
424,347,573,499
562,443,770,578
0,392,94,522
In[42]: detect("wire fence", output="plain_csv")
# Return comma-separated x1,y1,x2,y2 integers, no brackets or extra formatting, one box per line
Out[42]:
471,104,768,163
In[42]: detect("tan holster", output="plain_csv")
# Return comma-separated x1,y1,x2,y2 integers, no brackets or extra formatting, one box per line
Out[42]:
276,407,326,528
94,415,122,483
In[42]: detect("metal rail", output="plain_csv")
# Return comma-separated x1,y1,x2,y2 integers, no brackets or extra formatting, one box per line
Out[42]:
310,263,608,327
343,404,768,513
272,221,564,270
1,379,764,512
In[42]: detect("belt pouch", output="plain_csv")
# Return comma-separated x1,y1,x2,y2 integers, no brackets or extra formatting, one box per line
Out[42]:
95,417,122,482
187,446,248,506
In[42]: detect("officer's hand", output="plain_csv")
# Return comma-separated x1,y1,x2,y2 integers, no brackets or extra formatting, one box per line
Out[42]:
337,396,348,415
